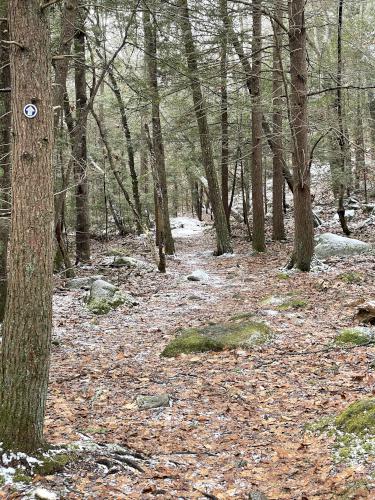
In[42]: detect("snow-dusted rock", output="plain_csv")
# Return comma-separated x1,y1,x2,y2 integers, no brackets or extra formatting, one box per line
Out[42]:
136,394,171,410
314,233,371,259
187,269,209,282
111,256,154,271
66,275,104,290
34,488,58,500
87,280,137,315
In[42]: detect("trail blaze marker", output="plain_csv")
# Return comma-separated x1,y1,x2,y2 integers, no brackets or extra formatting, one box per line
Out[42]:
23,104,38,119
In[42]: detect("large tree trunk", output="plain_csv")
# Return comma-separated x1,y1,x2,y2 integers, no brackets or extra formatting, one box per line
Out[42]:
251,0,265,252
288,0,314,271
0,0,11,321
0,0,54,452
272,0,286,241
143,4,175,254
73,9,91,262
179,0,232,255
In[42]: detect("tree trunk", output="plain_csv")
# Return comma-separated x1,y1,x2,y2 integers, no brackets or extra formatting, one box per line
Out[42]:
53,0,77,277
108,70,143,234
179,0,232,255
143,4,175,254
272,0,286,241
0,0,11,321
219,0,229,226
354,96,365,192
288,0,314,271
74,9,91,262
336,0,350,235
0,0,54,452
251,0,265,252
223,9,294,193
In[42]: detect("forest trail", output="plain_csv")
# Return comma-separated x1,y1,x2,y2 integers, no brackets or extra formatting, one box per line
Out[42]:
43,219,375,499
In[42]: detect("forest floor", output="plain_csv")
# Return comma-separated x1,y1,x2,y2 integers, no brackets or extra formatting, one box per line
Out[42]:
2,208,375,499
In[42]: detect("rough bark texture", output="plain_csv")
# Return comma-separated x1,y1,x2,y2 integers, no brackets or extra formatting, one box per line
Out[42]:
179,0,232,255
74,9,91,262
288,0,314,271
143,5,175,254
272,0,286,241
251,0,265,252
0,0,11,320
0,0,54,452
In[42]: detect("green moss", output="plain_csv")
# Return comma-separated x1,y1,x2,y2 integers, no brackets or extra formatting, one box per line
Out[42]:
229,312,254,322
305,416,334,434
87,292,125,315
13,469,32,483
336,398,375,434
335,328,371,346
277,272,290,280
161,320,272,357
276,298,307,311
34,453,73,475
0,475,5,485
339,271,363,284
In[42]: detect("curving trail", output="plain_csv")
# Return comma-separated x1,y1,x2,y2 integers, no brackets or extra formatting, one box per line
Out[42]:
41,218,375,498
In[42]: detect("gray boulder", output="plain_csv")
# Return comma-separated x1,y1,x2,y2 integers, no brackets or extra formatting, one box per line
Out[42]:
136,394,171,410
87,279,137,315
187,269,209,282
314,233,371,259
66,275,104,290
110,256,154,272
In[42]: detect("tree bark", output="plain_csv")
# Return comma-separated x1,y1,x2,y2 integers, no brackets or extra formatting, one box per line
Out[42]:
0,0,54,452
219,0,229,226
179,0,232,255
251,0,265,252
107,69,143,234
272,0,286,241
73,8,91,262
288,0,314,271
143,4,175,254
336,0,350,235
0,0,11,321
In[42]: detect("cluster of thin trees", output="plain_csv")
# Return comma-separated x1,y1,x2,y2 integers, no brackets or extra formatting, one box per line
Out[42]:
0,0,372,454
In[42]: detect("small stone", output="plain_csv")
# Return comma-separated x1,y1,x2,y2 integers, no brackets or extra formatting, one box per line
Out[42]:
136,394,171,410
34,488,58,500
187,270,209,282
248,491,268,500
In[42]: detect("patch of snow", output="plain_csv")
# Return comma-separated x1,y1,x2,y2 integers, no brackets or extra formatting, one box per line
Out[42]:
171,217,205,238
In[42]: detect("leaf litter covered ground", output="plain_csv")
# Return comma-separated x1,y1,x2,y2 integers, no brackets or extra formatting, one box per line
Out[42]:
2,215,375,499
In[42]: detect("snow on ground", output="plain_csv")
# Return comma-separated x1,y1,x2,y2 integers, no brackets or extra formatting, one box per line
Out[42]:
170,216,205,238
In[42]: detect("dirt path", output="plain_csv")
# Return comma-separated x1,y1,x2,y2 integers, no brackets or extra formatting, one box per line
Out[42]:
37,220,375,498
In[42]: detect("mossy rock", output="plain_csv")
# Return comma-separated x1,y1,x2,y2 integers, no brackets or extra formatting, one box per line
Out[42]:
161,319,272,357
336,398,375,435
335,327,374,346
260,293,307,311
276,272,290,280
339,271,363,284
13,468,32,483
87,292,126,315
34,452,73,475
